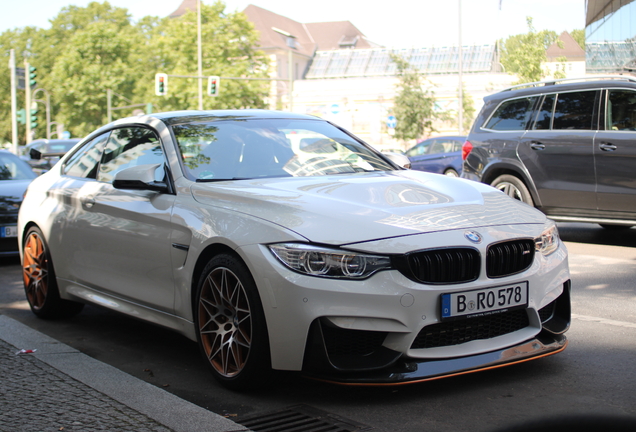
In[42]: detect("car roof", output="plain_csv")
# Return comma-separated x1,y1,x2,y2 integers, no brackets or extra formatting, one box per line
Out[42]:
138,110,321,126
485,76,636,103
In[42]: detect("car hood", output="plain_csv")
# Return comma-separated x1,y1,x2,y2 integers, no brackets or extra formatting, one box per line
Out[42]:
0,179,31,212
190,170,545,244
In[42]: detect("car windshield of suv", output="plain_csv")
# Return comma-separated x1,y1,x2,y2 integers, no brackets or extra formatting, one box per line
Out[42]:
171,119,395,181
0,153,36,181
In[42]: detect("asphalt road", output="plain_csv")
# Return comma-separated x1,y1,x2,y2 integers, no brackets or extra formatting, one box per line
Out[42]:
1,222,635,432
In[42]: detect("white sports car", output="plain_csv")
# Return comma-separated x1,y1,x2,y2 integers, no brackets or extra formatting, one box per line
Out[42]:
19,110,570,389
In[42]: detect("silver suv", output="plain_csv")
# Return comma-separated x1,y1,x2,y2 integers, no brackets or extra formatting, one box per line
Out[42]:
462,76,636,229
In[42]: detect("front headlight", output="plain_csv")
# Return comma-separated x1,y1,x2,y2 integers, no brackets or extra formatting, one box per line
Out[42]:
268,243,392,279
535,220,560,256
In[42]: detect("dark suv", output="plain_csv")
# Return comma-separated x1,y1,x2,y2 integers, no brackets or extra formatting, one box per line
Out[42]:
462,76,636,229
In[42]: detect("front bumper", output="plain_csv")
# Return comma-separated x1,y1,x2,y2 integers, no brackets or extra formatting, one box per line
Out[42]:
304,331,567,385
302,281,571,385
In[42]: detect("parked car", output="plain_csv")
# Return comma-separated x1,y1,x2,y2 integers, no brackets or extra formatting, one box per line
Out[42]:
462,76,636,229
19,110,570,390
0,150,37,256
405,136,465,176
20,138,80,174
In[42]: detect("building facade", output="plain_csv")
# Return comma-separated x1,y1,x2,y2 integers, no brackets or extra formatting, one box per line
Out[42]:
586,0,636,73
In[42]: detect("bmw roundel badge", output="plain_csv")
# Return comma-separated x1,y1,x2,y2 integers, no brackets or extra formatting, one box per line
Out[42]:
464,230,482,244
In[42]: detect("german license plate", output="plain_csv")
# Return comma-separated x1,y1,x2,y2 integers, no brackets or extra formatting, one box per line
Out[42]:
1,226,17,238
441,282,528,321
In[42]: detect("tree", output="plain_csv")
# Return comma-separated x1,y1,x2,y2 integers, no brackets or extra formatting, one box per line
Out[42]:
500,17,558,83
0,1,270,143
131,1,269,113
459,83,475,133
571,29,585,50
390,54,444,141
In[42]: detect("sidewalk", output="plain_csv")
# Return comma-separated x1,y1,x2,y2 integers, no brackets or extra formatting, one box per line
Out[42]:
0,315,250,432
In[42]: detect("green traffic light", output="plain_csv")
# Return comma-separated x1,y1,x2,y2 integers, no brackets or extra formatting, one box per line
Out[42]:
17,109,26,125
29,66,37,87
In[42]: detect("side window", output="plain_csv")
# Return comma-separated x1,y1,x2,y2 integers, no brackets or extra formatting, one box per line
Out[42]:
406,142,428,157
98,127,165,184
533,94,556,130
606,90,636,131
63,133,110,179
483,97,536,131
552,91,596,130
429,140,447,154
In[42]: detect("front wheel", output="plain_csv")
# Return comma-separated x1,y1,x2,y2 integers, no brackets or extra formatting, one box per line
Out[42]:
194,254,271,390
491,174,534,206
22,227,84,319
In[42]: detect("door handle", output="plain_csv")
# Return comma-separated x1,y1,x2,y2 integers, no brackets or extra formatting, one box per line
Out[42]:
80,196,96,208
530,142,545,150
599,142,617,151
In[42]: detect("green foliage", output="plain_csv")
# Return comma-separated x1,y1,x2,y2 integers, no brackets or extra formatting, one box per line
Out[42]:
571,29,585,49
459,84,475,133
0,1,269,143
390,54,444,141
500,17,558,84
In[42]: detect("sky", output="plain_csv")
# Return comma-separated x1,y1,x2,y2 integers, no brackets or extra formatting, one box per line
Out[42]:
1,0,586,47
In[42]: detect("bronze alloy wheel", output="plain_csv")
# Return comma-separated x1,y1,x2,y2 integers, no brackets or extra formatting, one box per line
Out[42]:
198,266,252,378
23,230,49,311
22,227,84,319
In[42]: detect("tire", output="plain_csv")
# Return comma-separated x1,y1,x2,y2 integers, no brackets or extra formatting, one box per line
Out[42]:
444,169,459,177
22,227,84,319
599,224,633,230
194,254,271,390
491,174,534,206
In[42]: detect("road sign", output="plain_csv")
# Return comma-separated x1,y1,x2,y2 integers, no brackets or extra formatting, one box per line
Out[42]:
387,115,397,128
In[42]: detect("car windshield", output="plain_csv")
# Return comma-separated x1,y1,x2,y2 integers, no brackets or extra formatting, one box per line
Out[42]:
0,153,36,180
171,118,396,181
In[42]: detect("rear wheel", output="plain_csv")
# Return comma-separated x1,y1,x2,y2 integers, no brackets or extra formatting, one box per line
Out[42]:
194,254,271,390
22,227,84,319
444,168,459,177
491,174,534,206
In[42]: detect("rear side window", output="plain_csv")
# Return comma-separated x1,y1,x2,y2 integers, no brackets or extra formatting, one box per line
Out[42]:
552,91,596,130
533,94,556,130
483,97,536,131
606,89,636,131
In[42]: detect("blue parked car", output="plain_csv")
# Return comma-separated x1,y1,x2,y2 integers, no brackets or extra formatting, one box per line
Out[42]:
405,136,466,176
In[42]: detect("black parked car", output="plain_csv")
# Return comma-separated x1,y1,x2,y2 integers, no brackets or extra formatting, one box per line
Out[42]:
21,138,80,175
0,150,37,255
462,76,636,229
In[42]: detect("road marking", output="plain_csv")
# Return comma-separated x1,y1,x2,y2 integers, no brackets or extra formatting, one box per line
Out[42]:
572,313,636,329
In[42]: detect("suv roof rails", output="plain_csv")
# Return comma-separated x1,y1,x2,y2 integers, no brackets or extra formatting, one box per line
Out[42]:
500,75,636,92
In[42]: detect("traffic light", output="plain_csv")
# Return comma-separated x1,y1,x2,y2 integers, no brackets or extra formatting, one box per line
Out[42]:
207,76,220,96
155,73,168,96
28,66,37,88
17,109,26,125
30,108,38,128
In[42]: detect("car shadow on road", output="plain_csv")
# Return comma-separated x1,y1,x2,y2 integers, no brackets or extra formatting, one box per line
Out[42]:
557,223,636,248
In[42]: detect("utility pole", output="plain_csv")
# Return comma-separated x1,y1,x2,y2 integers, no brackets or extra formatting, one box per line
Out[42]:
9,49,18,153
458,0,464,135
197,0,203,110
25,60,33,144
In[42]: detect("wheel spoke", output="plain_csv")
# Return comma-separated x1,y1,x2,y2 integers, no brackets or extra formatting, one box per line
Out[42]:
198,265,253,378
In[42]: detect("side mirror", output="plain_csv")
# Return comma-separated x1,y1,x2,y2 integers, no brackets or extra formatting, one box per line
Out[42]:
112,164,170,193
384,152,412,169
